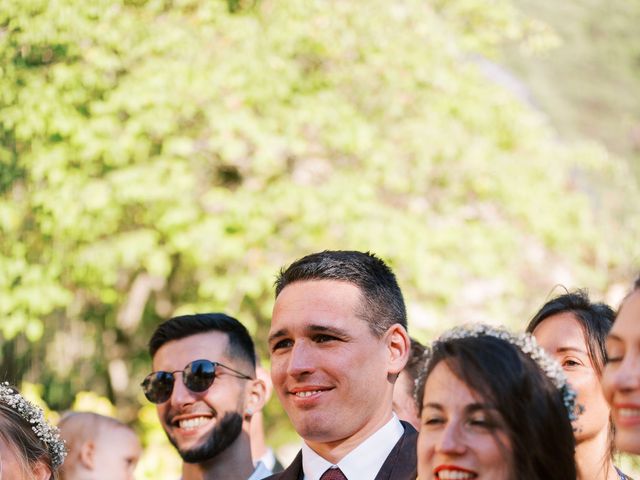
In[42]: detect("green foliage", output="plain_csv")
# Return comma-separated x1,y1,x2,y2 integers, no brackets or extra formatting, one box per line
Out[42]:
504,0,640,159
1,0,639,477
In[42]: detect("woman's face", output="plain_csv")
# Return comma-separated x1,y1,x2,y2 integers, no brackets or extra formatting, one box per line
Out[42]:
0,435,24,479
532,312,611,443
417,361,512,480
0,435,51,480
602,290,640,454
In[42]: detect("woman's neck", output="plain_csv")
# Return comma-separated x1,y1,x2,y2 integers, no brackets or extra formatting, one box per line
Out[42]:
575,427,618,480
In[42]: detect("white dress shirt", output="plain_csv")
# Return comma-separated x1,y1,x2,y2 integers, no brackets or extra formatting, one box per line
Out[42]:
301,414,404,480
248,460,273,480
256,447,279,471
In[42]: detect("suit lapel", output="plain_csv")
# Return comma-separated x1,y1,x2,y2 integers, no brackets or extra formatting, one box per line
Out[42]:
278,450,304,480
373,421,418,480
273,421,417,480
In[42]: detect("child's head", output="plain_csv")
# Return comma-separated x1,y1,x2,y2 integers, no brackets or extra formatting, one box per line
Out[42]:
58,412,141,480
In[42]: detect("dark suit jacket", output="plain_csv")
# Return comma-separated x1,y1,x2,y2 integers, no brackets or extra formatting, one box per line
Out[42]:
264,421,417,480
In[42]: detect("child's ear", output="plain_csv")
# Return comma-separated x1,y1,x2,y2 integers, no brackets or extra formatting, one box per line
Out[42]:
79,440,96,469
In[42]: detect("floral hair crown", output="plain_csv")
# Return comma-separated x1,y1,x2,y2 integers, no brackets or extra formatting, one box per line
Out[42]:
0,382,67,469
416,324,580,422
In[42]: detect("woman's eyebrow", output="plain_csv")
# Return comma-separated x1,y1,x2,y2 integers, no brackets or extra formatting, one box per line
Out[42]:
555,346,588,354
465,403,495,413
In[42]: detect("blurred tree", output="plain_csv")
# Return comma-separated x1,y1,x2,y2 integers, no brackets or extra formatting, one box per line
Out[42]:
1,0,639,477
504,0,640,160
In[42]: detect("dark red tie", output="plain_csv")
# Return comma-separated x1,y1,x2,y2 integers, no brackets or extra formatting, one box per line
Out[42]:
319,467,347,480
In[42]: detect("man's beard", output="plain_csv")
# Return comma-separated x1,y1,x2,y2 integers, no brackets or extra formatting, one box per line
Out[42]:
166,411,244,463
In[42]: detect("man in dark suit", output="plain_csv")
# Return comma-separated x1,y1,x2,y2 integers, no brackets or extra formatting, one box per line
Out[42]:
266,251,417,480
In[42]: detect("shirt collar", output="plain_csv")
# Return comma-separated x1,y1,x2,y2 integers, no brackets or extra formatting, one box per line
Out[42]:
301,414,404,480
248,460,273,480
256,448,277,471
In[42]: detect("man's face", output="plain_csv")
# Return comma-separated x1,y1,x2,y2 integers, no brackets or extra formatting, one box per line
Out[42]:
152,331,250,463
269,280,396,450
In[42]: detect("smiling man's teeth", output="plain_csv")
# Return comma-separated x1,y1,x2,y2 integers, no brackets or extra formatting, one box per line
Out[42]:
437,471,475,480
619,408,640,418
179,417,210,430
295,390,322,398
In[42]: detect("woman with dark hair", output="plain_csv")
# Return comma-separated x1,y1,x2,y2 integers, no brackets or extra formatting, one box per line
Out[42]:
527,291,628,479
0,383,66,480
415,324,577,480
603,275,640,455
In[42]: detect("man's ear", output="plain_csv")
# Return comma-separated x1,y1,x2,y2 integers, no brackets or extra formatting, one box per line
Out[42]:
79,440,96,470
244,376,267,421
384,324,410,376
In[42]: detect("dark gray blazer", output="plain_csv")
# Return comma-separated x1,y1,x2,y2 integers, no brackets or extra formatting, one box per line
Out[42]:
263,421,418,480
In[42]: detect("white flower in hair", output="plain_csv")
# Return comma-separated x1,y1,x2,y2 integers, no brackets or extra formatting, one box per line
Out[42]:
425,324,580,422
0,382,67,468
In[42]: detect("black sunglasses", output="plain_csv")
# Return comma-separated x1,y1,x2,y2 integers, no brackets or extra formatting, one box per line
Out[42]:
141,359,253,404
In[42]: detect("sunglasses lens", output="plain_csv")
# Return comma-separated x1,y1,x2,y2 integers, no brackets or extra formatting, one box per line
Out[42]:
184,360,216,392
143,372,174,404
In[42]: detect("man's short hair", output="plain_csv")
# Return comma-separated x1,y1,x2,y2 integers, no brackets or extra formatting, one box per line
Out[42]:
274,250,407,336
149,313,257,371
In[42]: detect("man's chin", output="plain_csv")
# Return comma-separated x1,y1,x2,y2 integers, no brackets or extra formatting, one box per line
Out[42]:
166,412,244,464
180,446,213,464
296,424,343,445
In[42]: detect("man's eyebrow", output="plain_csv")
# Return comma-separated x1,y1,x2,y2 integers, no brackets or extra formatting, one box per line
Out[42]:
305,324,350,338
422,402,443,411
268,328,288,344
268,324,351,343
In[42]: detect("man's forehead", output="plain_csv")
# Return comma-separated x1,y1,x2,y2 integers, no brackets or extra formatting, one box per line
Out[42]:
152,331,231,368
273,278,363,313
276,278,363,297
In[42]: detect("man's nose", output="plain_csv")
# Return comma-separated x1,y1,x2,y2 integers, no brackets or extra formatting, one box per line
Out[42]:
169,373,199,408
287,341,316,377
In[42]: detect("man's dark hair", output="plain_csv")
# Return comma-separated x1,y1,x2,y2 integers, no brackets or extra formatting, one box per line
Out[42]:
415,335,577,479
149,313,257,372
274,250,407,336
526,290,615,376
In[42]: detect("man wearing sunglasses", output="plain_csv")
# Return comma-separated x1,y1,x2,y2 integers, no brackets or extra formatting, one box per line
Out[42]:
143,313,271,480
266,250,417,480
